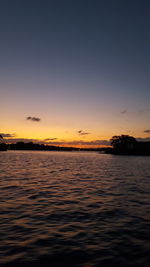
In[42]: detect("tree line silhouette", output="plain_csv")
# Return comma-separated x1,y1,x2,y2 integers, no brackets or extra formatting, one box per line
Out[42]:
0,141,100,152
104,135,150,155
0,135,150,155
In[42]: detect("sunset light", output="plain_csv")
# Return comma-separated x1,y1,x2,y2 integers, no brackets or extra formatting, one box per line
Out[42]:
0,1,150,267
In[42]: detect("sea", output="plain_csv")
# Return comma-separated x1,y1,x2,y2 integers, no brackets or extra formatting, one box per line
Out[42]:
0,151,150,267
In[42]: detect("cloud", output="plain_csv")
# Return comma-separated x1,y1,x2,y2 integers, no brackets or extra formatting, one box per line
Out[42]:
0,133,16,138
26,116,41,122
44,138,58,141
120,109,128,114
4,137,59,145
144,130,150,133
136,108,150,116
4,138,46,144
120,108,150,117
137,137,150,142
78,130,90,136
4,138,37,143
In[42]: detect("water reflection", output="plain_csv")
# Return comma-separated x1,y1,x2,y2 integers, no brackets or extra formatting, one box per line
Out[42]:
0,151,150,266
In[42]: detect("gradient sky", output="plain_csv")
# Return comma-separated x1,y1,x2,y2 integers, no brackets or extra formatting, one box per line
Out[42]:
0,0,150,147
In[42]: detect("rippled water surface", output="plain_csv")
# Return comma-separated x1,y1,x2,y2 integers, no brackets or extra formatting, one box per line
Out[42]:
0,151,150,266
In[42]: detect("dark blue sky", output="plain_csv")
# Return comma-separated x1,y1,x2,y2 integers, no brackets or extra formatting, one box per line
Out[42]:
0,0,150,142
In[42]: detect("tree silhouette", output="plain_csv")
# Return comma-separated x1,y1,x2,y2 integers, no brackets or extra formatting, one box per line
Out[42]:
0,135,7,151
110,135,137,152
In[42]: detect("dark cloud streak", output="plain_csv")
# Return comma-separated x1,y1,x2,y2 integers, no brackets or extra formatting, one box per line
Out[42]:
26,116,41,122
78,130,90,136
137,137,150,142
0,133,16,137
120,109,128,114
44,138,58,141
144,130,150,133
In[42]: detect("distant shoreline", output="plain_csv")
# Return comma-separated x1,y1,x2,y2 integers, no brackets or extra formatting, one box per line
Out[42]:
1,135,150,156
0,142,101,152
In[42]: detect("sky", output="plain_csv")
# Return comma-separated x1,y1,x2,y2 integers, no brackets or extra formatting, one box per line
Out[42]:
0,0,150,147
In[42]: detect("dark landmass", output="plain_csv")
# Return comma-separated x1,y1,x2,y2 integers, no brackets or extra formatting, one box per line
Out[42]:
0,141,101,152
1,135,150,155
0,143,7,151
101,135,150,156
